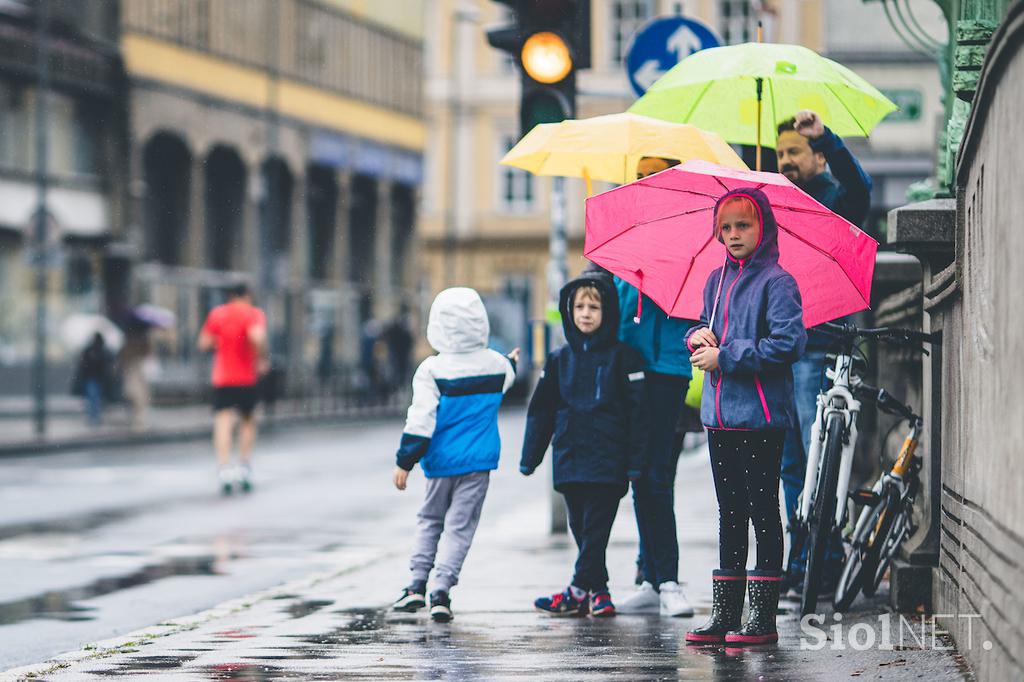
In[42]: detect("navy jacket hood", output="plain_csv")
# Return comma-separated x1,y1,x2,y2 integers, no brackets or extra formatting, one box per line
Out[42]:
559,272,620,353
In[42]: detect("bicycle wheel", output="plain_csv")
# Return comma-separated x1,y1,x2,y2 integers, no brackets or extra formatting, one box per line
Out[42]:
859,487,899,597
868,500,912,596
801,411,844,617
833,506,876,611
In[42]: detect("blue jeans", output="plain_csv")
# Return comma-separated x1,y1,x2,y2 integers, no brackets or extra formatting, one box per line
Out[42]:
83,379,103,426
632,373,688,586
782,350,844,576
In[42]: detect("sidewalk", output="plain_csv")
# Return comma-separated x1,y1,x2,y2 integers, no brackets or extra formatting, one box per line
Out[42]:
5,446,973,681
0,396,404,457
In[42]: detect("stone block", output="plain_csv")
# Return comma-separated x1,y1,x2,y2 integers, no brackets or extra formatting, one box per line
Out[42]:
886,199,956,252
890,560,934,613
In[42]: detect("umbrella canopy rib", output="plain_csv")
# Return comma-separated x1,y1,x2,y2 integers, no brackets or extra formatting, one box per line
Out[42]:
825,82,872,137
777,222,868,305
667,233,720,315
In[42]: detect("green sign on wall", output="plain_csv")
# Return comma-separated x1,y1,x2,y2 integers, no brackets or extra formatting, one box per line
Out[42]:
881,89,924,122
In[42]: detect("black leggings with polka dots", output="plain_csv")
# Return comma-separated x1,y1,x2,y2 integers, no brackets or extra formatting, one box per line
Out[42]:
707,429,786,572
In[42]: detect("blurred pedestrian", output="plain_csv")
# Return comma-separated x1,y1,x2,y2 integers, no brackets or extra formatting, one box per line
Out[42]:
119,326,153,431
198,284,267,495
383,310,414,392
613,156,696,618
72,332,113,427
522,273,649,618
391,288,518,623
776,110,871,596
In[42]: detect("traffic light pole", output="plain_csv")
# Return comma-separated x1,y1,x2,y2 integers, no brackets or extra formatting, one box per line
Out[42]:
32,0,50,438
547,176,568,534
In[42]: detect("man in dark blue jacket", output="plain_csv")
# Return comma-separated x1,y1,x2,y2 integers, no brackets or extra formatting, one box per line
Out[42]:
776,109,872,594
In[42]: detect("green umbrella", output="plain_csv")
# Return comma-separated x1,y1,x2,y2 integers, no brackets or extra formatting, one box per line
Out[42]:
628,42,897,169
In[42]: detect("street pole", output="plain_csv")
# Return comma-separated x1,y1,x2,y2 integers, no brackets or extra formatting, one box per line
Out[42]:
260,1,280,386
548,176,568,534
445,3,478,287
32,0,50,438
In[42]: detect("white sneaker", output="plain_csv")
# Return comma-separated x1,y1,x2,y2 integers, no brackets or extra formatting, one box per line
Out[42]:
615,581,661,614
659,581,695,617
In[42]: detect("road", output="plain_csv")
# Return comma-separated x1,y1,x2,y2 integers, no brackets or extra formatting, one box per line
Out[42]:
0,412,972,680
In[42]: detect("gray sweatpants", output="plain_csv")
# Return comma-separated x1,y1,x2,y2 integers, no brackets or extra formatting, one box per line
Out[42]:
409,470,490,592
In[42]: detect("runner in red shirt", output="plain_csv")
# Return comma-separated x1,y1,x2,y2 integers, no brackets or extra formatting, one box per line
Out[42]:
198,284,267,494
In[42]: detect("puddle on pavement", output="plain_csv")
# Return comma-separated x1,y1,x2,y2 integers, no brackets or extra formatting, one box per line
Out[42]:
0,555,225,626
283,599,334,619
0,508,131,541
91,654,198,676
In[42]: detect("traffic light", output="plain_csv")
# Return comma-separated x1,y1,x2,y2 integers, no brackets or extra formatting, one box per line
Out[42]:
487,0,591,137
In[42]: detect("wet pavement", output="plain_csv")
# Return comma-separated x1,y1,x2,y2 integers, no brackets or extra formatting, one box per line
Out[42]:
1,412,973,681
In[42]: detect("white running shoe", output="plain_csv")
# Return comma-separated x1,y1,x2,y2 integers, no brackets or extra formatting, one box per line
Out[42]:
659,581,695,617
218,466,234,495
615,581,661,614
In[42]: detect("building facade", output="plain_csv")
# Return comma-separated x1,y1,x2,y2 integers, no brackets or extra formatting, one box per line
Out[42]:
422,0,942,365
0,0,125,393
120,0,426,393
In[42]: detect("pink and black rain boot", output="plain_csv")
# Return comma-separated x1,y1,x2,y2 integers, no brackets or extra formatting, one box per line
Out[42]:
724,569,782,645
685,569,746,644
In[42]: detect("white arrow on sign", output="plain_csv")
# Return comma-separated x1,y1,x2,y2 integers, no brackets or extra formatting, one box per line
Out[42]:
666,25,703,60
634,59,665,91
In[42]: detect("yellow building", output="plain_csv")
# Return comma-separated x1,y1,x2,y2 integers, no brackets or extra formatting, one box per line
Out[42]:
421,0,942,358
119,0,427,385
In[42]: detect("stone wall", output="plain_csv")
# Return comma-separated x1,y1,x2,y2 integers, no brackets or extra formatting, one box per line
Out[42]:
937,4,1024,679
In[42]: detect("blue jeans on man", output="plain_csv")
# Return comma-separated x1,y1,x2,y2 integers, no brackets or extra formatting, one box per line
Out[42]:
632,372,688,587
782,349,845,587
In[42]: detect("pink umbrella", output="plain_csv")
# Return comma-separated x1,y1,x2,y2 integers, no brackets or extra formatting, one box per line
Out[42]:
584,160,878,328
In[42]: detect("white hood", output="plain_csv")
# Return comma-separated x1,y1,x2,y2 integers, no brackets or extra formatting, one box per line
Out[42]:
426,287,489,354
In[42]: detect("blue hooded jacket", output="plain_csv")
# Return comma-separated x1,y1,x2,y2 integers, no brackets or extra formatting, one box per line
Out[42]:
684,188,807,431
615,279,694,378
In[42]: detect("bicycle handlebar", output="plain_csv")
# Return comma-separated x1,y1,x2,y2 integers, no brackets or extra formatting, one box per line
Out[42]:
818,321,937,346
855,383,919,421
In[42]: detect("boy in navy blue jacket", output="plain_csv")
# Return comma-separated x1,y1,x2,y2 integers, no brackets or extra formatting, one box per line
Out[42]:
391,288,518,622
683,188,806,646
521,273,650,617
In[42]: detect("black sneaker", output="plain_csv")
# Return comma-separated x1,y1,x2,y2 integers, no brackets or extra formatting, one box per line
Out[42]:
430,590,453,623
393,581,427,612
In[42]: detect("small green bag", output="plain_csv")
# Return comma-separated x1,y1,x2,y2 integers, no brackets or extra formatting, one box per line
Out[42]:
685,365,704,409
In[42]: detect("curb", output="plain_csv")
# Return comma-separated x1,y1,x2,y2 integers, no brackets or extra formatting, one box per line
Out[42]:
0,407,404,458
1,547,399,681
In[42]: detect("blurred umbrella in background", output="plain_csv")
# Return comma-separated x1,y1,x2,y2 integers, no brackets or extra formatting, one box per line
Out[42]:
60,313,124,352
130,304,176,330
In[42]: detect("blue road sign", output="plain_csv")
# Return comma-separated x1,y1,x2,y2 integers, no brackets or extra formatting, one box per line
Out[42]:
625,16,721,98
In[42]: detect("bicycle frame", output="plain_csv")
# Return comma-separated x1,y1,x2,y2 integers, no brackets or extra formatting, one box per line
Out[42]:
797,352,862,528
847,420,922,546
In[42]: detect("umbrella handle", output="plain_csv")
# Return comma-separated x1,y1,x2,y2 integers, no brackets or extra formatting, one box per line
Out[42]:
633,269,644,324
583,167,593,197
755,77,763,173
707,258,728,334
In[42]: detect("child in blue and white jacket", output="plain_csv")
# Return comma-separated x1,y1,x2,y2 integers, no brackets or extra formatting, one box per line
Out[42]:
391,287,518,622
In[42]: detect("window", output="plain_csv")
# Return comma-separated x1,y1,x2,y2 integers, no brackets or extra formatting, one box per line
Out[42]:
0,83,31,172
720,0,759,45
497,135,535,214
609,0,654,66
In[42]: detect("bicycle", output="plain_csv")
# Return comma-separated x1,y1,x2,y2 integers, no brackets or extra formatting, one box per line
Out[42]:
785,322,934,617
833,401,923,611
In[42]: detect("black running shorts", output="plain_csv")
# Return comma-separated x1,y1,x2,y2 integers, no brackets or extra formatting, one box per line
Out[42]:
212,385,259,417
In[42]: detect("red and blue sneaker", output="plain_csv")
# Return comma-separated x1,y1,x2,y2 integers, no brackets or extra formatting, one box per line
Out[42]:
535,588,588,617
590,591,616,618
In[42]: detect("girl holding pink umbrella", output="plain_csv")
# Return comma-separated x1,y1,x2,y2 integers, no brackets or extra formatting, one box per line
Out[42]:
682,188,806,646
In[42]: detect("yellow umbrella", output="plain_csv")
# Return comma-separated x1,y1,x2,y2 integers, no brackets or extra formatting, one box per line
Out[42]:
499,112,746,195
